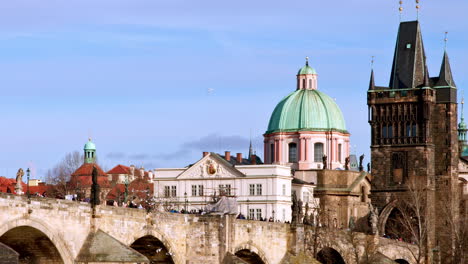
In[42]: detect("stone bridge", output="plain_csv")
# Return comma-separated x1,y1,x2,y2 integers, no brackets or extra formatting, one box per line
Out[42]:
0,193,415,264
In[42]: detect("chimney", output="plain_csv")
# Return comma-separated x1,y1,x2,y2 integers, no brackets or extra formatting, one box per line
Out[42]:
236,153,242,164
148,171,153,181
250,155,257,165
225,151,231,161
203,152,209,157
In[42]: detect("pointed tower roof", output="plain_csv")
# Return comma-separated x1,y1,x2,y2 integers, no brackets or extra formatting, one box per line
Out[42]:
423,65,431,87
436,51,456,87
369,70,375,90
389,21,427,89
248,139,253,159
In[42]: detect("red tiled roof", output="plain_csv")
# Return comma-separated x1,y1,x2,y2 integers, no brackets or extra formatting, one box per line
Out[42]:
29,185,51,195
0,177,27,194
107,164,131,175
69,175,110,188
69,163,110,188
106,178,153,200
72,163,108,177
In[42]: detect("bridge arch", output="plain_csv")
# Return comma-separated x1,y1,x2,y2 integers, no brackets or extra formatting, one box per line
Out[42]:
0,217,73,264
378,200,398,235
395,259,410,264
316,247,346,264
131,235,175,264
233,243,270,264
128,227,183,264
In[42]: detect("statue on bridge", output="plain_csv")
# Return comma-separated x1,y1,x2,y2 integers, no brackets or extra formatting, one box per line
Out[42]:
345,156,350,170
15,168,24,195
90,166,100,207
303,203,310,225
368,203,379,235
359,154,365,172
291,192,299,224
322,155,327,170
298,199,303,224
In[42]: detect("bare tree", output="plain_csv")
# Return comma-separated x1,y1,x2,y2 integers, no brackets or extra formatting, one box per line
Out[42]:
386,178,428,264
438,188,467,264
45,151,83,198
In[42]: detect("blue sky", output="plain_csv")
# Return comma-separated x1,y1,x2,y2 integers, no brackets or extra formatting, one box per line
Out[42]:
1,0,467,179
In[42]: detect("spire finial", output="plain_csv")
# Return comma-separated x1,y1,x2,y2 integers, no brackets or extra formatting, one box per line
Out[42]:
305,56,309,66
371,56,375,69
462,91,465,120
415,0,420,20
444,31,448,51
88,137,92,142
399,1,403,21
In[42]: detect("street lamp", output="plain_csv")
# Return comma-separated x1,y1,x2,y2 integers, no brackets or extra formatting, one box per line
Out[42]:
247,199,250,220
26,168,31,200
184,192,188,212
124,175,129,203
272,210,275,221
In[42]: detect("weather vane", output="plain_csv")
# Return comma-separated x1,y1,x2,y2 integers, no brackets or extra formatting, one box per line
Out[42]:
416,0,420,20
399,1,403,21
371,56,375,69
444,31,449,51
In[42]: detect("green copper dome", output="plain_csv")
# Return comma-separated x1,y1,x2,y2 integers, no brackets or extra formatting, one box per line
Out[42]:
297,65,317,75
84,139,96,150
266,89,347,134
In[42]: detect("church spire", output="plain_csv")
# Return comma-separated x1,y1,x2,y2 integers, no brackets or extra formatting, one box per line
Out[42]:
369,70,375,90
389,21,427,89
248,131,254,160
436,50,456,88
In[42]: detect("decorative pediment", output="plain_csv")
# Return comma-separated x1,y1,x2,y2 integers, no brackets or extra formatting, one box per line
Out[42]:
177,153,245,179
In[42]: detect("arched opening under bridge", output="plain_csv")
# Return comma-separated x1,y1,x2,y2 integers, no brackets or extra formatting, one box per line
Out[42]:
235,249,266,264
0,226,64,264
130,235,174,264
395,259,410,264
316,247,346,264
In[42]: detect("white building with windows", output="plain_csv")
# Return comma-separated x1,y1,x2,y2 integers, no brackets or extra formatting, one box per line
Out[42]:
153,152,315,222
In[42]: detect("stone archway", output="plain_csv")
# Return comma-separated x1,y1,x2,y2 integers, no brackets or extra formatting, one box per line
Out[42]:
233,243,270,264
378,200,398,235
235,249,265,264
131,235,174,264
126,228,182,264
0,226,64,264
0,218,73,264
316,247,346,264
395,259,410,264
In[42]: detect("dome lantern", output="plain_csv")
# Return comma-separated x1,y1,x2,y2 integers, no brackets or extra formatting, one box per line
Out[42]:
297,57,318,90
84,138,96,164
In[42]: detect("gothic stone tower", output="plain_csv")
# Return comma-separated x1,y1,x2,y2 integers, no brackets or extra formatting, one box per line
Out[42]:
368,21,459,262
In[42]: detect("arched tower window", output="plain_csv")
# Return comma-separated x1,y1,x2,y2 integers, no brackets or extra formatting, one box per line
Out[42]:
270,144,274,163
361,186,366,202
289,143,297,163
338,144,342,163
314,143,324,162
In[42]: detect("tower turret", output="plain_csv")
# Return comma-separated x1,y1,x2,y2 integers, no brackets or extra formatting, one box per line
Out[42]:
84,138,96,164
459,97,468,156
296,57,318,90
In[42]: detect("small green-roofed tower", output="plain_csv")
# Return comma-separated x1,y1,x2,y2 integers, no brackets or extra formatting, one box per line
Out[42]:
84,138,96,164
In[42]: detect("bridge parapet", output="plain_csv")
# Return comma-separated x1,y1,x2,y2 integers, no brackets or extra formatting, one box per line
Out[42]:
0,193,418,264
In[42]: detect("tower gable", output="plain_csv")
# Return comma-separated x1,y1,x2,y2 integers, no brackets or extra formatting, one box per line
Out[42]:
389,21,428,89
